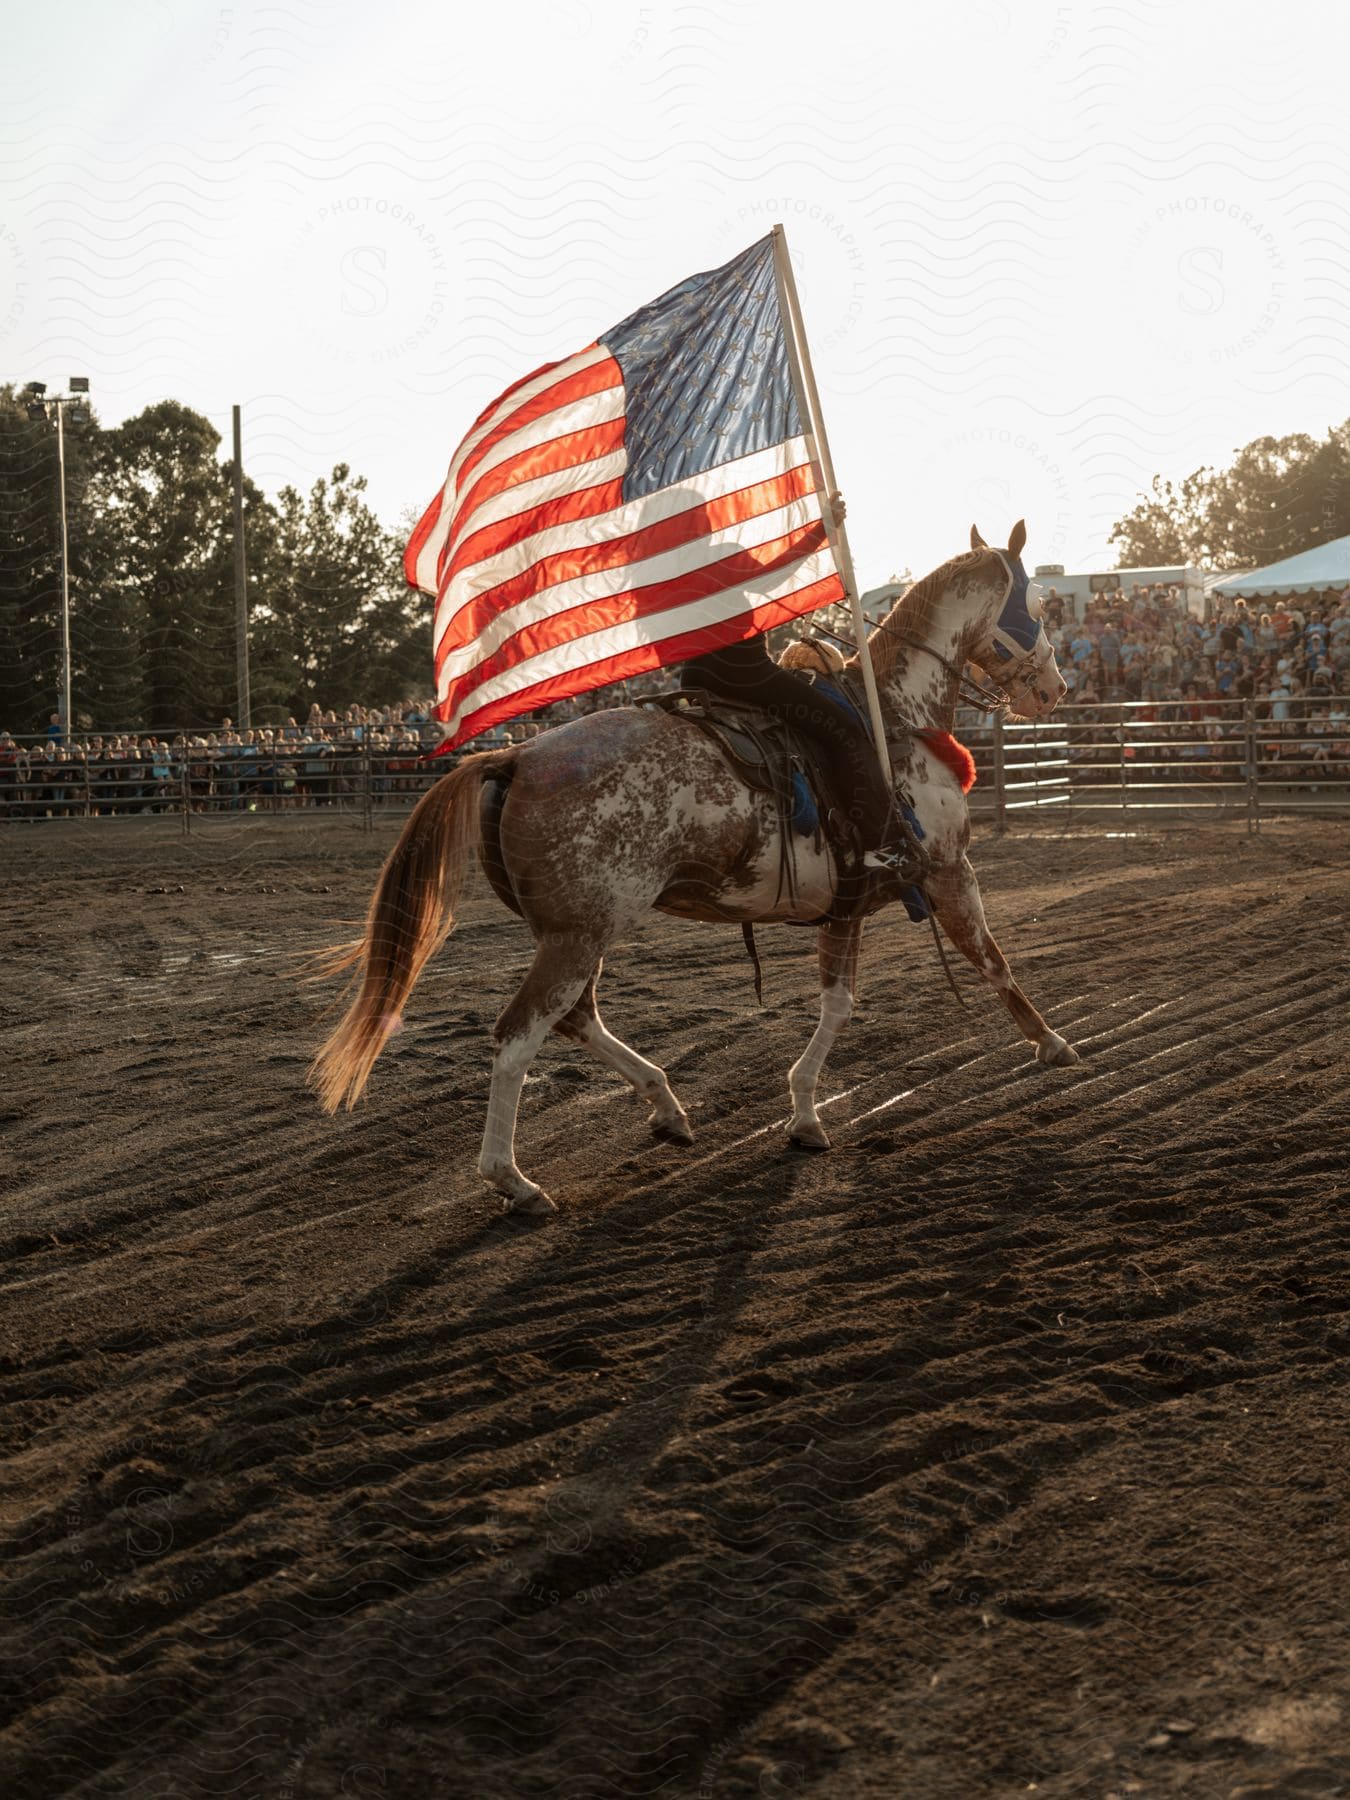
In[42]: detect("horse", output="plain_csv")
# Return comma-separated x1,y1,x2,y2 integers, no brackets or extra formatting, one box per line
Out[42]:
311,519,1076,1214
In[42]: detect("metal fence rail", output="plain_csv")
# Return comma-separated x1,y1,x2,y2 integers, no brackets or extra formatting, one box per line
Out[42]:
965,699,1350,829
0,741,445,829
4,701,1349,831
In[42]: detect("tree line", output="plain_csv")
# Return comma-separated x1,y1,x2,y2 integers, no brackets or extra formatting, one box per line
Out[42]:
0,388,428,736
6,386,1348,736
1109,419,1350,573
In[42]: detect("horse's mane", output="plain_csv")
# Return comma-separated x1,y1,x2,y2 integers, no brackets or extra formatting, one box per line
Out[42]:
850,548,994,684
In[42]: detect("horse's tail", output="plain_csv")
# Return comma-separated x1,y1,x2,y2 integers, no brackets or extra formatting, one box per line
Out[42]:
309,749,508,1113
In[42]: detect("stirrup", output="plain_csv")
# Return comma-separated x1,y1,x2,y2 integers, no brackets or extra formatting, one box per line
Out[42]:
862,845,922,880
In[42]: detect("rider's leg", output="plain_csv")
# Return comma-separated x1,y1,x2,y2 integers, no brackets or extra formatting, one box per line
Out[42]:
684,644,899,852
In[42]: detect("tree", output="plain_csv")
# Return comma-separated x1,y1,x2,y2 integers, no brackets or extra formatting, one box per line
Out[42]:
251,464,427,721
0,390,423,734
90,401,252,731
1110,421,1350,571
0,384,103,735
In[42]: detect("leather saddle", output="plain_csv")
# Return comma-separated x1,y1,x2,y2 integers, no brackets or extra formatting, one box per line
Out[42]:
640,685,933,1000
641,683,931,926
642,686,860,868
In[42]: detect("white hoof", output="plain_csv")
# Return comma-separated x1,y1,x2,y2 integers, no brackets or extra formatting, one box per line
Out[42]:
651,1109,694,1145
1037,1033,1080,1068
503,1187,557,1217
482,1162,557,1214
788,1120,832,1152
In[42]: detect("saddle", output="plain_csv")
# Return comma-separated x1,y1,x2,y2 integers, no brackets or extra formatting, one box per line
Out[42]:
644,686,852,870
641,686,927,928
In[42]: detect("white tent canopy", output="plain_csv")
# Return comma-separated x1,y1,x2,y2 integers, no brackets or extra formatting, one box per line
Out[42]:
1212,534,1350,599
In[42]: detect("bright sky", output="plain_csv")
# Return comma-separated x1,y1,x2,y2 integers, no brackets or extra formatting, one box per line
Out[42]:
6,0,1347,587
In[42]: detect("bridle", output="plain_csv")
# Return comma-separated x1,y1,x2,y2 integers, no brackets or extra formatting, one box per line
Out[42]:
881,633,1008,715
820,552,1057,720
815,624,1017,719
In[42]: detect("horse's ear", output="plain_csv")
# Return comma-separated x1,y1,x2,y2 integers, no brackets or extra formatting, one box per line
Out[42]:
1008,518,1027,559
970,524,988,550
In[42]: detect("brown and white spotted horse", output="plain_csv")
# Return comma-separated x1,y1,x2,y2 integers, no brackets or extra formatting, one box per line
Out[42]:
312,520,1076,1213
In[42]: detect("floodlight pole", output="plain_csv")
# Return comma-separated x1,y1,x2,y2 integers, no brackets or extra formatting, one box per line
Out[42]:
56,403,73,739
770,224,892,782
232,404,251,727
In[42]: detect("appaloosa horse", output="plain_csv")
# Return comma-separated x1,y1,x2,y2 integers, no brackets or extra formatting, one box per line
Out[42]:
312,520,1076,1213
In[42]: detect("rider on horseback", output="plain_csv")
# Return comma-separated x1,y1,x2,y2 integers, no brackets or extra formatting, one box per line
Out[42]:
678,493,916,877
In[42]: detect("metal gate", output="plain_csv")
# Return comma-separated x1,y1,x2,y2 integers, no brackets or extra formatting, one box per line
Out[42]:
963,699,1350,830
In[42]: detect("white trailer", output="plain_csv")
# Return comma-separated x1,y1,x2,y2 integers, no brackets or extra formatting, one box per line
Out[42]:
1031,563,1209,620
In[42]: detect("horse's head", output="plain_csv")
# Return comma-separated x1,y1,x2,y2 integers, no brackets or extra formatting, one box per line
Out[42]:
967,520,1067,719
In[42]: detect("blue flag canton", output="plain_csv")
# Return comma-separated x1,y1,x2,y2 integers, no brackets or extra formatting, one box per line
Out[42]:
602,234,802,502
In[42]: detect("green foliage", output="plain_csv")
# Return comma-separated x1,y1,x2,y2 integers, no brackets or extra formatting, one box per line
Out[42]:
1111,422,1350,570
250,463,425,723
0,390,426,734
87,401,234,730
0,384,100,731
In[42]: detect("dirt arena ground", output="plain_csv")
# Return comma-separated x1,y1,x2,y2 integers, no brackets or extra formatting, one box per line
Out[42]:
1,814,1347,1799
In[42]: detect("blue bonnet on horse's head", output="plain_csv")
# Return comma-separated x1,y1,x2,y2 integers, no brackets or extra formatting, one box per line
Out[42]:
967,519,1065,717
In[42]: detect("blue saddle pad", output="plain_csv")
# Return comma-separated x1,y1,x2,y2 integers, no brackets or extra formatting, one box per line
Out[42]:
790,770,819,836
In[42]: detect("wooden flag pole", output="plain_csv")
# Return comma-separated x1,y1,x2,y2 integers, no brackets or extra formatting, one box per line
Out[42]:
770,224,892,781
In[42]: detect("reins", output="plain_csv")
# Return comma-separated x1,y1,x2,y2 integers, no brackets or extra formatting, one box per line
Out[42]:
812,622,1007,716
816,634,993,1012
879,632,1008,715
792,577,1038,1012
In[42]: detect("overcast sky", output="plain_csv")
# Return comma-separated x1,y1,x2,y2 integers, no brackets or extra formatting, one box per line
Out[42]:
6,0,1347,587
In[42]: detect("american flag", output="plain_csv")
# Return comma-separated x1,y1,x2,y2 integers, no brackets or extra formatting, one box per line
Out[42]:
405,233,846,750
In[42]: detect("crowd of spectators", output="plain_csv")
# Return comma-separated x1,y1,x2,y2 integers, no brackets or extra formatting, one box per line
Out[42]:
0,700,444,819
4,592,1349,819
1039,580,1350,709
1016,581,1350,783
0,685,675,820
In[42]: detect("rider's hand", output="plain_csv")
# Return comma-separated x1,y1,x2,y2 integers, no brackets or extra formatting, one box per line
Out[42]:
827,490,846,528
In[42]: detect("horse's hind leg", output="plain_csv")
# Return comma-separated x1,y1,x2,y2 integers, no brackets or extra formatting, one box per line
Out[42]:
788,918,863,1151
480,936,602,1215
554,965,693,1144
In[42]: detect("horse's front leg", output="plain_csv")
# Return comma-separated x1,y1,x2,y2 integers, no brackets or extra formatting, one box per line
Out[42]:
553,965,694,1143
927,854,1079,1066
787,917,863,1150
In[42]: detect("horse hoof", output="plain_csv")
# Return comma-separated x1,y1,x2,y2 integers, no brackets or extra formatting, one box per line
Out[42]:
1037,1035,1080,1068
789,1127,831,1153
651,1116,694,1145
502,1187,557,1217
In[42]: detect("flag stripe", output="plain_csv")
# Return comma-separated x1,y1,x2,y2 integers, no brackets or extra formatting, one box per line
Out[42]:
441,522,826,698
443,344,609,503
454,356,622,498
442,568,845,750
440,459,630,591
435,480,824,684
442,545,838,740
439,435,814,630
446,409,627,551
405,343,613,594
